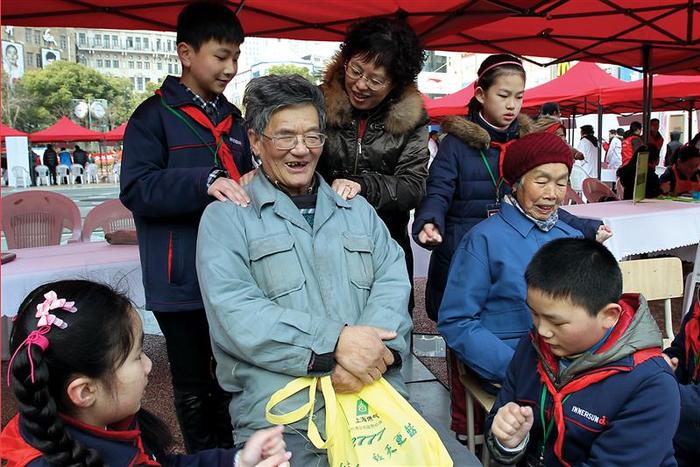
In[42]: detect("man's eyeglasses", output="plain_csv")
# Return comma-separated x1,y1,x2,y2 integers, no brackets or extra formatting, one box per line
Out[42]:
261,133,326,150
344,63,390,91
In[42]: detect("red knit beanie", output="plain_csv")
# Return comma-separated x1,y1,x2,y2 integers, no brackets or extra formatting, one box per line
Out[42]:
502,132,574,185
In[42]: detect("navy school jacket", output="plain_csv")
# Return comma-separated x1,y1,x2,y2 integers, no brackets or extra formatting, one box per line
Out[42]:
120,75,254,312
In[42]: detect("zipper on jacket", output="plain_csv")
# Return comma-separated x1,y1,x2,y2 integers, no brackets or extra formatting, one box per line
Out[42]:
167,232,173,284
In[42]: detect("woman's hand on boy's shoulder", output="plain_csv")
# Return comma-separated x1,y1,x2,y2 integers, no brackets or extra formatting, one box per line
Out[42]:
208,177,250,207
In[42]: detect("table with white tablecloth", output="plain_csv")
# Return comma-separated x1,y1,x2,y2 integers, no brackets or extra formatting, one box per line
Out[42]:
2,241,144,317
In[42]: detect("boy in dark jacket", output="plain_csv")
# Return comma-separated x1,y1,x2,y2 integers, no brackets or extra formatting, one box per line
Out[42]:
119,0,253,454
486,238,679,466
663,298,700,466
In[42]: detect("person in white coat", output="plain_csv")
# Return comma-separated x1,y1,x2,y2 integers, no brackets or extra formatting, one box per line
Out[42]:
576,124,599,177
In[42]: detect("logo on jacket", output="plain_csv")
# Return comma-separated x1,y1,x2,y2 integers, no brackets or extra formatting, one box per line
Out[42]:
571,406,608,426
229,137,242,146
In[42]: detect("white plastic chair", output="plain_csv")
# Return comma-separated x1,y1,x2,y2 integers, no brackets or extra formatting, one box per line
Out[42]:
112,162,121,183
69,164,85,184
35,165,50,186
81,199,135,241
11,166,31,188
56,164,70,185
86,163,99,183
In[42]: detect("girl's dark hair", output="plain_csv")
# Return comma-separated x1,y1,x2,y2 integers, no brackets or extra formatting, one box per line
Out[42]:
468,54,525,117
340,17,425,95
8,280,171,465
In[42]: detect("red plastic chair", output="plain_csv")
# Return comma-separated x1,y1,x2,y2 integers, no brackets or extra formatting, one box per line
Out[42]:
582,178,617,203
563,186,585,205
81,199,135,242
2,191,82,249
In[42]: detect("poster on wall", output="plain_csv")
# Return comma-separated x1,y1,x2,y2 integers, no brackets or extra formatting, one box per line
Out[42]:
2,40,25,82
41,48,60,68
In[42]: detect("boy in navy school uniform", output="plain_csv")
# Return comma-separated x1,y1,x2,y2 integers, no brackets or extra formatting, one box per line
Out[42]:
663,297,700,466
119,0,254,454
486,238,680,466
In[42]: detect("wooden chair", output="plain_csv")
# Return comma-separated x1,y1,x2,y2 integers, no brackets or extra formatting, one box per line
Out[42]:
81,199,135,242
1,191,82,248
582,177,617,203
619,257,684,339
458,362,496,465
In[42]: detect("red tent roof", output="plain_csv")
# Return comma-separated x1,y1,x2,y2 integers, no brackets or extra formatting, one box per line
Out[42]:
102,122,127,142
600,75,700,113
428,1,700,75
425,83,475,118
2,0,541,42
0,123,29,137
30,116,105,143
521,62,625,116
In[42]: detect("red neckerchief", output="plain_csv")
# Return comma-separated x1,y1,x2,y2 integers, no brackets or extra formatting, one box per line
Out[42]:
685,299,700,381
490,140,516,184
155,89,241,182
533,298,661,467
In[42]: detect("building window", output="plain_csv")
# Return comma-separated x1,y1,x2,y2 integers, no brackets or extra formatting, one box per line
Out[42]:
113,59,119,68
143,38,150,49
168,63,173,74
105,59,111,68
166,40,172,51
126,36,133,48
34,30,41,44
112,35,119,48
103,34,110,48
144,61,150,70
135,37,142,50
137,61,143,69
60,35,67,49
36,54,41,67
137,77,144,91
157,62,162,71
25,28,33,41
156,39,161,51
128,61,134,69
95,35,102,47
78,32,86,46
25,52,33,66
97,59,103,67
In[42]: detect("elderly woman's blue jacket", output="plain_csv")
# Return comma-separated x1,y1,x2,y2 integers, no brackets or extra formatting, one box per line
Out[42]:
196,172,412,444
437,201,583,384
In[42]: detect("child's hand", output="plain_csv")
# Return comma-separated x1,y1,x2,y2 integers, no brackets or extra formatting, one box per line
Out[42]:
491,402,534,449
208,177,251,206
662,353,679,371
237,425,291,467
418,223,442,245
595,225,613,243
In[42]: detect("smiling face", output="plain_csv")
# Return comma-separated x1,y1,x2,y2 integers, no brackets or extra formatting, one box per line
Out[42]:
527,287,619,357
178,39,240,101
475,73,525,128
514,163,569,220
343,55,394,111
249,104,323,195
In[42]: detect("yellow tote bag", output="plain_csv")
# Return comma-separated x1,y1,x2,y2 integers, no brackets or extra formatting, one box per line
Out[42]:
266,376,453,466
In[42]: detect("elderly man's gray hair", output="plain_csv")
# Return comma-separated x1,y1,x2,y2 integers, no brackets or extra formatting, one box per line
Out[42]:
243,74,326,134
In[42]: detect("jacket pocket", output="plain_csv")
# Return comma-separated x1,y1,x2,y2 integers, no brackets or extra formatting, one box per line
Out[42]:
248,234,305,300
342,233,374,290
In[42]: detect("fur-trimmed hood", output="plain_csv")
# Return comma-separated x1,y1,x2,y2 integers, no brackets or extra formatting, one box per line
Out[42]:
321,52,426,135
441,114,534,149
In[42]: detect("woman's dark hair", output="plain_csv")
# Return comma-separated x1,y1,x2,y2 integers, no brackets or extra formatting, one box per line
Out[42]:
340,17,425,95
176,0,245,50
468,54,525,117
526,238,622,316
8,280,171,465
624,121,642,138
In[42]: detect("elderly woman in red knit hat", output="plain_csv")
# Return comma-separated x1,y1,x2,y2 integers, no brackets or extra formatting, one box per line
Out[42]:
438,132,589,393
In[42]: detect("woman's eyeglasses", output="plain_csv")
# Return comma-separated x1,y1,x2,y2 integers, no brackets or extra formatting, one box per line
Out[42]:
344,63,390,91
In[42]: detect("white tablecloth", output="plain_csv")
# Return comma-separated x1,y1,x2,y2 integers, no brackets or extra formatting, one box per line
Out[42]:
561,199,700,260
1,241,144,317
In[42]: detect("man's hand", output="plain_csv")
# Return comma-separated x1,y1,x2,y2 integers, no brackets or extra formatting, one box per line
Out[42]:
208,177,250,206
331,178,361,200
418,223,443,245
240,168,257,186
238,425,292,467
335,326,396,384
491,402,534,449
662,353,679,372
330,364,365,394
595,225,613,243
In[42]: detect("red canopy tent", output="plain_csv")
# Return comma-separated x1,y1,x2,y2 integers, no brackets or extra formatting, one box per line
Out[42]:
2,0,543,42
102,122,127,142
30,116,105,143
0,123,29,138
600,75,700,114
425,83,475,118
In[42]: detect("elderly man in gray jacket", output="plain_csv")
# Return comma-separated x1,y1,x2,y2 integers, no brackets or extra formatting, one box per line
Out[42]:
196,74,412,465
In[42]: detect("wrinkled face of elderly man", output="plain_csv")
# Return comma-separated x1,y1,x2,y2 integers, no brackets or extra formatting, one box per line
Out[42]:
514,163,569,221
248,104,324,195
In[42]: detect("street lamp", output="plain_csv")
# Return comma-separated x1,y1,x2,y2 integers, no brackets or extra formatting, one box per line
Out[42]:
72,98,108,131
